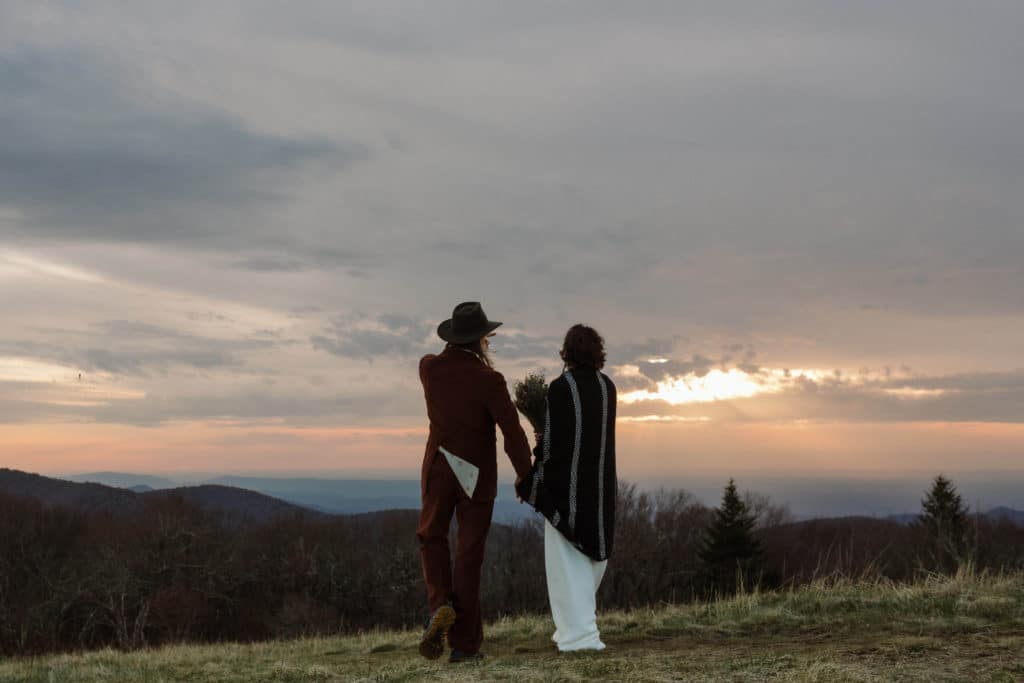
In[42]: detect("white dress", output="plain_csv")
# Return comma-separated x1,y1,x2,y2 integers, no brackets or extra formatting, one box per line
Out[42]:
544,518,608,651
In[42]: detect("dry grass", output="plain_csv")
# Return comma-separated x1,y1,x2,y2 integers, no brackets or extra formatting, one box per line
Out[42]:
3,569,1022,682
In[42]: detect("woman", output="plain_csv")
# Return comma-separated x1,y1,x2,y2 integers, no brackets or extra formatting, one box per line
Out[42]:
416,301,533,663
517,324,617,652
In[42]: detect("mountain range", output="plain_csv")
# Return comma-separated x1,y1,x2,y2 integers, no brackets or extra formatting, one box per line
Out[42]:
65,471,532,522
9,469,1024,528
0,468,324,524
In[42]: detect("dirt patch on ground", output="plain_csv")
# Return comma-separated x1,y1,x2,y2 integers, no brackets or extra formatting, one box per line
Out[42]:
453,628,1024,681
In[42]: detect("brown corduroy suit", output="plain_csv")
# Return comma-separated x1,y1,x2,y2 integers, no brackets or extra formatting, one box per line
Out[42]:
417,346,533,653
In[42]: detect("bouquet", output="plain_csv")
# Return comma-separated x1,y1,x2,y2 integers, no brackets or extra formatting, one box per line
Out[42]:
513,372,547,436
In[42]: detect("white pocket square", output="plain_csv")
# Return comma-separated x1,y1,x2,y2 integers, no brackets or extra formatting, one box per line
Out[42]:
439,446,479,498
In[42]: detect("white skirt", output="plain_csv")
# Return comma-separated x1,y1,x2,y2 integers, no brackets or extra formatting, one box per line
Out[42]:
544,518,608,652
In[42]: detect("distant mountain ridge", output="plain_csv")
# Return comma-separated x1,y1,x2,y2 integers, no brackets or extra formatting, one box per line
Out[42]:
1,469,142,514
48,470,1024,526
65,472,178,489
887,508,1024,526
205,475,431,514
0,469,325,524
61,472,532,522
987,507,1024,526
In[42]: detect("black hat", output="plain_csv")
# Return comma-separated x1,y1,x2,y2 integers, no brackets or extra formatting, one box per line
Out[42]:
437,302,502,344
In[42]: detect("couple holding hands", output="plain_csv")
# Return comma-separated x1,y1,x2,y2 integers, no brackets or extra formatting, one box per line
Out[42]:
416,301,617,663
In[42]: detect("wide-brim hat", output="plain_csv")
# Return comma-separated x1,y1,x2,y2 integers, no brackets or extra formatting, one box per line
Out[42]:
437,301,502,344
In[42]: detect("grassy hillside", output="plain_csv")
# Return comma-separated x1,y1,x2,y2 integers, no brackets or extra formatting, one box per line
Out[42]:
4,571,1022,682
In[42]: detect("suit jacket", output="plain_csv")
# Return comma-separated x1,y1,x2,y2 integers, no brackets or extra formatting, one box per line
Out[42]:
419,346,533,502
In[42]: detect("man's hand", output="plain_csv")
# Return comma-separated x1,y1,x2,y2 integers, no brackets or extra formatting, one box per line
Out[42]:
514,475,524,503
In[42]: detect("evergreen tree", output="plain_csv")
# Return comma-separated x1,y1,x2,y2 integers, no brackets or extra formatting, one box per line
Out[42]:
917,474,970,572
698,479,763,594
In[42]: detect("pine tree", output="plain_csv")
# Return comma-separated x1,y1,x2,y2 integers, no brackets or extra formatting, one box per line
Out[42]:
917,474,970,572
698,479,763,595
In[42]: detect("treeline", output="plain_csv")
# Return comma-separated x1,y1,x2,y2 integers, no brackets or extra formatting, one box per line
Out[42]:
2,478,1023,655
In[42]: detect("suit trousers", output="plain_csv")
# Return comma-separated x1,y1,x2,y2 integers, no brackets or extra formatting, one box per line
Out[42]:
416,452,494,654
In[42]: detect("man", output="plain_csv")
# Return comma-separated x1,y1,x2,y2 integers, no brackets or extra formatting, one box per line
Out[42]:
416,301,533,663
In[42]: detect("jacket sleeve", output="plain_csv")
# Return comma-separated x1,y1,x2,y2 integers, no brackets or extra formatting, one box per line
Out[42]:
484,371,533,479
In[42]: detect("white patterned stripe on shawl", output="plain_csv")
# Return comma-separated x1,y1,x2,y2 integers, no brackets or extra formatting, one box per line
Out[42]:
597,372,609,558
528,400,552,506
565,371,583,532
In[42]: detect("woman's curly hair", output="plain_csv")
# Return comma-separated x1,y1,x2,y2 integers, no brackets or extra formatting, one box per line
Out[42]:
560,324,606,370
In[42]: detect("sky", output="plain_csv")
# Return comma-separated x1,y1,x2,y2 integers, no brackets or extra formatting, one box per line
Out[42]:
2,2,1022,500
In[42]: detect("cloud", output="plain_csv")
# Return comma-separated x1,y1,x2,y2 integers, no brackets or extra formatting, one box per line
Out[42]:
1,320,276,377
781,370,1024,423
491,332,563,362
0,49,367,245
230,248,371,273
611,336,688,365
0,379,424,426
1,1,1023,441
612,345,760,392
86,389,425,426
310,313,563,364
615,367,1024,424
637,355,717,382
885,371,1024,394
311,315,434,361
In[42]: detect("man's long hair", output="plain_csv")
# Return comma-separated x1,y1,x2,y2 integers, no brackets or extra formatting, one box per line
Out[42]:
447,339,493,368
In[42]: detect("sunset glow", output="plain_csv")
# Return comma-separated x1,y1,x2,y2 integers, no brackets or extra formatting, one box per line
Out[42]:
622,368,770,404
883,387,948,399
620,367,836,405
618,415,712,423
0,357,77,383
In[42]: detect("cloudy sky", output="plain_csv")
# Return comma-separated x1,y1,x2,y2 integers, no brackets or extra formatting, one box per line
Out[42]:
2,2,1022,488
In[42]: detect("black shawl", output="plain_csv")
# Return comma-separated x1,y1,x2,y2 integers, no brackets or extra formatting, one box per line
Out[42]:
516,368,617,561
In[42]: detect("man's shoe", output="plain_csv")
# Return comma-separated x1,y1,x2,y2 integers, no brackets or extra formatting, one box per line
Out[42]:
448,649,484,663
418,605,456,660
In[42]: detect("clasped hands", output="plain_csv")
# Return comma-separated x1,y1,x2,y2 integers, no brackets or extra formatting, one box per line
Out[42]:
514,430,544,503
